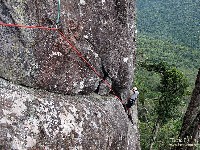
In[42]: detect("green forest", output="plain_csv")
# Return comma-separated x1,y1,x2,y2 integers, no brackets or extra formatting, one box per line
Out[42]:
136,0,199,49
135,0,200,149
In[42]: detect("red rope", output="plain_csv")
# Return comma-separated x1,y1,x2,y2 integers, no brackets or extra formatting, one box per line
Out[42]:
0,22,57,30
0,22,122,102
57,30,122,101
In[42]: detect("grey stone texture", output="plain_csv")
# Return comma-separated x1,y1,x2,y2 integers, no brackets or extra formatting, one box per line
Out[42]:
0,0,135,95
176,69,200,150
0,0,139,149
0,78,140,149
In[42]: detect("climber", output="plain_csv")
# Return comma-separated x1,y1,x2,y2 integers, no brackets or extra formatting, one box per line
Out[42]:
123,87,139,124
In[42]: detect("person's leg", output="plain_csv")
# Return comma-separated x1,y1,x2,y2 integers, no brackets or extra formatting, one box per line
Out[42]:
128,114,133,124
123,104,127,112
126,102,132,114
127,108,131,115
127,107,134,124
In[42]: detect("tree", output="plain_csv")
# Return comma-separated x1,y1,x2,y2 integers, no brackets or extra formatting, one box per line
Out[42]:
140,61,188,150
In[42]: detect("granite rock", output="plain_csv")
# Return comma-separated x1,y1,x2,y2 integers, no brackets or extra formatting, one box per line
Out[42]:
0,0,136,95
0,0,140,149
0,78,140,150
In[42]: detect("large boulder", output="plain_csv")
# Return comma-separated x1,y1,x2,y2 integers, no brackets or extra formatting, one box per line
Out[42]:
0,78,140,149
0,0,135,95
0,0,140,149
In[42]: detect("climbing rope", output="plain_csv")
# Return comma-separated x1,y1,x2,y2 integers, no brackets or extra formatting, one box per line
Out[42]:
57,30,121,100
56,0,61,25
0,22,57,30
0,0,136,123
0,21,122,102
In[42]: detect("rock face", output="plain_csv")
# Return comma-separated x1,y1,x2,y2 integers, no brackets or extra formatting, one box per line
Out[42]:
0,0,139,149
175,68,200,150
0,0,135,95
0,78,140,149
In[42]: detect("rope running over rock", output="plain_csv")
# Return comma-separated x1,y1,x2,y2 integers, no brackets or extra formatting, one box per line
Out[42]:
0,21,122,102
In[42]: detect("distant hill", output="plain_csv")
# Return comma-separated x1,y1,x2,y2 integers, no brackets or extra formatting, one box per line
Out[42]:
136,0,200,49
